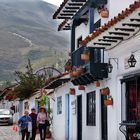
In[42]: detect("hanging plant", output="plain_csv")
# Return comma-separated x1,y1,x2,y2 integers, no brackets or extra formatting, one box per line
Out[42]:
101,87,110,96
104,96,113,106
70,88,75,95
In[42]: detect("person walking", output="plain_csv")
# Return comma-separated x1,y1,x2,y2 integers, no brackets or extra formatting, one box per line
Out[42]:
29,108,37,140
18,110,32,140
37,107,47,140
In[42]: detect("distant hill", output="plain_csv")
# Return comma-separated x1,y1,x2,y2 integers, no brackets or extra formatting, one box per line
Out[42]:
0,0,69,81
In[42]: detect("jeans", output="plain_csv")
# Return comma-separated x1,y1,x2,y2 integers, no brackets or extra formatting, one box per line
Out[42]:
21,129,30,140
39,124,46,140
30,127,37,140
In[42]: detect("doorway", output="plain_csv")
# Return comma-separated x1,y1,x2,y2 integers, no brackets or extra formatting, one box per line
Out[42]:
65,94,70,140
101,95,108,140
77,95,82,140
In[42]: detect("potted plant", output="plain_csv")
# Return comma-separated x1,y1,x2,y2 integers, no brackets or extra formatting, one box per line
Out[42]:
96,81,100,87
81,49,90,61
65,65,72,72
70,88,75,95
70,66,84,78
101,87,110,96
100,8,109,18
104,96,113,106
78,85,85,90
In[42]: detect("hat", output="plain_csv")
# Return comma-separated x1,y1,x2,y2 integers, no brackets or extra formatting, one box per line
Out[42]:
31,108,36,111
39,106,46,112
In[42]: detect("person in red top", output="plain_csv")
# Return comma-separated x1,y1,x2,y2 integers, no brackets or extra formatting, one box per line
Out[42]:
29,108,37,140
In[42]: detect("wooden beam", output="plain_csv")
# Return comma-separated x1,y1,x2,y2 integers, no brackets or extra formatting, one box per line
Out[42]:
115,28,135,32
63,10,77,13
98,39,118,43
109,32,130,36
65,6,80,10
60,13,74,16
103,36,124,40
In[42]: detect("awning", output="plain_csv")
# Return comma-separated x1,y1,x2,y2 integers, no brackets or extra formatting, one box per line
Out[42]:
44,78,70,89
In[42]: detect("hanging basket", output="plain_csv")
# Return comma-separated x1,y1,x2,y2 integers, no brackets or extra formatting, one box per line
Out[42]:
81,53,90,61
70,88,75,95
78,85,85,90
104,98,113,106
100,8,109,18
96,81,100,87
101,87,110,96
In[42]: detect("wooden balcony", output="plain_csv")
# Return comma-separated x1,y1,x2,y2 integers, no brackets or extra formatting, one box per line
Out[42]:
71,46,108,85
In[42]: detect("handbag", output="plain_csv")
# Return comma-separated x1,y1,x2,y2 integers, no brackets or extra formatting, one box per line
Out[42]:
45,120,50,126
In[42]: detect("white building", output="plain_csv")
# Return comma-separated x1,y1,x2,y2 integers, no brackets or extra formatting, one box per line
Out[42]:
52,0,140,140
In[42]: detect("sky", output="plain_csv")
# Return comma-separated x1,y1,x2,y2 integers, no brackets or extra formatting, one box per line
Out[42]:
43,0,63,6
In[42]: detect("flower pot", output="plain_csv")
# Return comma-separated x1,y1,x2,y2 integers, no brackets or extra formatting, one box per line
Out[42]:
81,53,90,61
46,130,52,138
70,88,75,95
96,81,100,87
104,98,113,106
101,87,110,96
65,65,72,71
70,71,78,78
100,9,109,18
78,85,85,90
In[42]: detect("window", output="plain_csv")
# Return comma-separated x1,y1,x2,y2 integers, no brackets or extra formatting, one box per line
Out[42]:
57,96,62,115
94,48,101,63
77,36,82,48
87,91,96,126
24,102,29,110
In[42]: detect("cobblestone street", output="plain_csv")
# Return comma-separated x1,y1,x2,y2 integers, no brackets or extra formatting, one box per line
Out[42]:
0,126,53,140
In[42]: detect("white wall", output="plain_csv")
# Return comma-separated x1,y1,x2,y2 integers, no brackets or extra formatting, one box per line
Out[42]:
108,0,135,19
52,83,72,140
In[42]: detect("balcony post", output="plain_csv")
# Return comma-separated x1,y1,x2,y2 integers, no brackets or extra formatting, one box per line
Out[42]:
71,20,76,53
89,7,94,33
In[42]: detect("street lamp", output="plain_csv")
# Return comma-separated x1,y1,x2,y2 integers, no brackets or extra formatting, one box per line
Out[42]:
128,54,137,67
107,60,113,73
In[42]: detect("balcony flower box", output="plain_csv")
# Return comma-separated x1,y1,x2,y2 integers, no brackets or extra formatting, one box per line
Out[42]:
101,87,110,95
78,85,85,90
70,88,75,95
104,98,113,106
100,8,109,18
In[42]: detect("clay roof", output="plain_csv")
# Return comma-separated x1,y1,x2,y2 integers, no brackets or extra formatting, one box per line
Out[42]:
81,1,140,47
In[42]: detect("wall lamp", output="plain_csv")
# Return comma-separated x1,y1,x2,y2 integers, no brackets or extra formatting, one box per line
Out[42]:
128,54,137,67
107,58,119,73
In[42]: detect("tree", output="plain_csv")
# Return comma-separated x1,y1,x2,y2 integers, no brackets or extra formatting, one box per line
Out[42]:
15,59,46,100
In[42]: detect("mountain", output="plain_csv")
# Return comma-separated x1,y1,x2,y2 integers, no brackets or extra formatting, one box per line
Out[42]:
0,0,69,81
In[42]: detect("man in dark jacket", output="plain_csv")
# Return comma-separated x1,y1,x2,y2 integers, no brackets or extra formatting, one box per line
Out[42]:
29,108,37,140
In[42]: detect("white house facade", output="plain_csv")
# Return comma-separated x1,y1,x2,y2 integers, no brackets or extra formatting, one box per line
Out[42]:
52,0,140,140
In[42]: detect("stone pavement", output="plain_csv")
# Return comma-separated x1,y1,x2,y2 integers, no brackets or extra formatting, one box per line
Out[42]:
0,126,54,140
